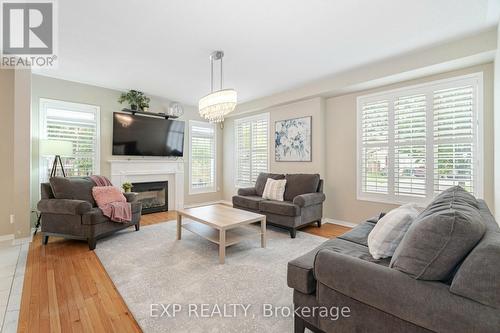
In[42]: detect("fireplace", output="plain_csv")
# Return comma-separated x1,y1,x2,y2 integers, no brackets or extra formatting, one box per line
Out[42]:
132,181,168,214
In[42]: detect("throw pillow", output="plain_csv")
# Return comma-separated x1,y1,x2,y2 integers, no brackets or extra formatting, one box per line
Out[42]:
367,203,421,259
92,186,127,207
390,187,486,281
262,178,287,201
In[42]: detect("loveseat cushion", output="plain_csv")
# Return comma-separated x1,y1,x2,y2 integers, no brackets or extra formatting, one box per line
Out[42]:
259,200,300,217
49,176,96,206
390,186,486,281
450,200,500,308
287,236,389,294
283,174,320,201
255,173,285,196
232,195,264,211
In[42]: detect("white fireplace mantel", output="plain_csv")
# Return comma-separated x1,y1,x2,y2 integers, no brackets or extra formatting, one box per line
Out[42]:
108,159,185,210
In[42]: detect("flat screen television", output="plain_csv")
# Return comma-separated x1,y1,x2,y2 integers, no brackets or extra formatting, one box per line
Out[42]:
112,112,185,157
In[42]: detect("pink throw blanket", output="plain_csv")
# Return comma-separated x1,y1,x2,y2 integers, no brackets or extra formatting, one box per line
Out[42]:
90,175,132,223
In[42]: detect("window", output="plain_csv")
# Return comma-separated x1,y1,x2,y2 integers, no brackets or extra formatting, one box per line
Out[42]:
189,120,216,194
235,113,270,187
357,73,483,204
39,99,100,182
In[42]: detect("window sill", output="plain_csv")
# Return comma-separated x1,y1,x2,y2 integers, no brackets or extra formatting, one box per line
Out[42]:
189,188,217,195
357,193,429,207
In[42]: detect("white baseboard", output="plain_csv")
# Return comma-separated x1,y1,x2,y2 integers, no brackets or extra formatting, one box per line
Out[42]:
322,218,357,228
12,228,35,245
0,234,14,242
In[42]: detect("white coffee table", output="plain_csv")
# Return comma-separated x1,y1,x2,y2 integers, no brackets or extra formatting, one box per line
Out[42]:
176,204,266,264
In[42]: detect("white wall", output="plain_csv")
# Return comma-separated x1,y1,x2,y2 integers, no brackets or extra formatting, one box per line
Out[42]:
222,97,325,200
0,68,31,239
325,64,494,223
222,64,495,225
31,75,223,218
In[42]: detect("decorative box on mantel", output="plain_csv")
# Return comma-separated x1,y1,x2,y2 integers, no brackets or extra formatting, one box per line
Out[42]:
108,159,184,211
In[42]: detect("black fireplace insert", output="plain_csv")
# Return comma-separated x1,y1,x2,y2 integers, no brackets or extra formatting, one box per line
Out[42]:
131,181,168,214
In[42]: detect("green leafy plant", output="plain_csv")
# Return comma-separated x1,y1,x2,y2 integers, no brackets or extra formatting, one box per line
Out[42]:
118,90,150,111
122,182,133,193
139,95,151,110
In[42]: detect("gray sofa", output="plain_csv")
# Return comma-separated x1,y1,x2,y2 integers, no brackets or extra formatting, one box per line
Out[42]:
288,187,500,333
232,173,325,238
37,177,142,250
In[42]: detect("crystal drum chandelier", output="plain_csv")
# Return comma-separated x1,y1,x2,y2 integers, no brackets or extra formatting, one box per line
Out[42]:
199,51,237,123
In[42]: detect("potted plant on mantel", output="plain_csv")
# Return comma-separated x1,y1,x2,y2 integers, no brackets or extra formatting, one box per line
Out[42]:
140,95,151,112
118,90,150,111
122,182,133,193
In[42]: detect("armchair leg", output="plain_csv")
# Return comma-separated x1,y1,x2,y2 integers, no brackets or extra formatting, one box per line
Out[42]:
135,224,140,231
317,220,322,228
42,235,49,245
88,238,96,251
290,228,297,239
294,315,306,333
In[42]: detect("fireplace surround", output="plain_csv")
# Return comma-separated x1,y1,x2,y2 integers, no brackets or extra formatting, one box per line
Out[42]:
109,159,184,211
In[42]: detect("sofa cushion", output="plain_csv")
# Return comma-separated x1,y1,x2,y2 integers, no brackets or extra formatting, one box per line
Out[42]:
259,200,300,217
337,221,376,247
287,237,389,294
255,173,285,196
49,176,96,206
432,185,479,209
232,195,264,211
450,200,500,308
283,174,320,201
390,186,486,281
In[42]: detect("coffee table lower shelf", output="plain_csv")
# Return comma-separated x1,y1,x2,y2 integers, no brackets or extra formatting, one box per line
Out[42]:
182,222,261,247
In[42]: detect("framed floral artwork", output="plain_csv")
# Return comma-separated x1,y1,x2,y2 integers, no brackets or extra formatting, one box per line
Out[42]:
275,116,311,162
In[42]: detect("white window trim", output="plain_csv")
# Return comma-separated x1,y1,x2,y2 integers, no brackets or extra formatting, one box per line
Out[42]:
356,72,484,205
188,120,217,195
39,98,101,184
234,112,270,188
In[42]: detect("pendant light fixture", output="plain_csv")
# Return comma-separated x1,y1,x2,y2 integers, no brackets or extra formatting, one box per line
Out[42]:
198,51,237,123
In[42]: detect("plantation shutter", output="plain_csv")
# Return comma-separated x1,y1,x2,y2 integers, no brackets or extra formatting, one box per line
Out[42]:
190,122,216,192
433,85,475,194
360,100,389,194
43,104,99,177
358,73,481,203
235,114,269,187
394,94,427,197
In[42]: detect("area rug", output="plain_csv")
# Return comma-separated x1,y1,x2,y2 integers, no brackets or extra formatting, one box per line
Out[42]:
95,221,326,332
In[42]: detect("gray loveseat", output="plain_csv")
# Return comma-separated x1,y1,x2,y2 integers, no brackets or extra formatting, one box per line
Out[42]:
232,173,325,238
288,187,500,333
37,177,142,250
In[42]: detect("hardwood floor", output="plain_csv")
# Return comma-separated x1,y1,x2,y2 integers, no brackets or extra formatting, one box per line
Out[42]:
18,211,350,332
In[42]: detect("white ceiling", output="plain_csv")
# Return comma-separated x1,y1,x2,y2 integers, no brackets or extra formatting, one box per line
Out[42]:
34,0,500,106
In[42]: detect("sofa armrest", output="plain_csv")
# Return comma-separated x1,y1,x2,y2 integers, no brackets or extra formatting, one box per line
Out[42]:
237,187,257,196
38,199,92,215
313,249,499,333
293,192,325,207
124,192,138,203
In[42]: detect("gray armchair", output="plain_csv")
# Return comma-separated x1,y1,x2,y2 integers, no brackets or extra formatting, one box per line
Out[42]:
37,177,142,250
232,173,325,238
